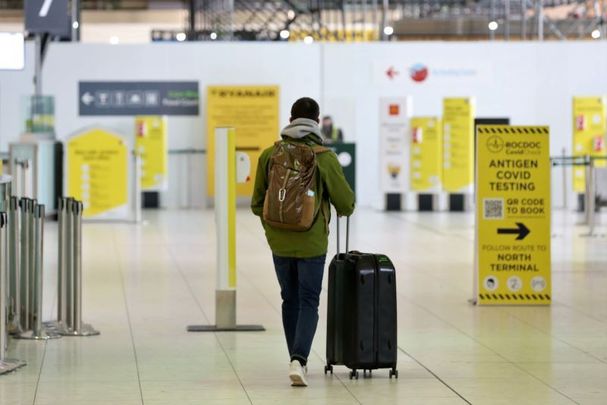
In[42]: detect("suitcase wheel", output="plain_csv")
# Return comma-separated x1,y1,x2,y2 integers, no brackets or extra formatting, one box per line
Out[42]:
324,365,333,375
349,369,359,380
389,368,399,379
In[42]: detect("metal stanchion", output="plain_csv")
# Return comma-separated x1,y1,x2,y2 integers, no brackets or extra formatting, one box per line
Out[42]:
17,204,60,340
133,151,142,223
18,198,31,332
44,198,70,334
562,148,568,210
0,212,26,374
584,156,596,237
48,198,99,337
7,197,22,335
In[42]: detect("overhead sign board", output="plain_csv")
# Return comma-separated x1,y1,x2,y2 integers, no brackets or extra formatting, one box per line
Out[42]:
25,0,70,36
79,81,199,116
475,126,551,306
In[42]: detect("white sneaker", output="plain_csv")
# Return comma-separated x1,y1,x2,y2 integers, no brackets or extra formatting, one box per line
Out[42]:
289,360,308,387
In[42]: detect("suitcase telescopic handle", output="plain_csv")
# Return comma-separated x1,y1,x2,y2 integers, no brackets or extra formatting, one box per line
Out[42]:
336,215,350,254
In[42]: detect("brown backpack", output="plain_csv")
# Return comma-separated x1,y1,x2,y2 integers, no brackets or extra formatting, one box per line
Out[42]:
263,141,328,231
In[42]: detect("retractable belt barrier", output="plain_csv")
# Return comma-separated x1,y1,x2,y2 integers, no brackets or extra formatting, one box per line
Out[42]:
15,201,60,340
0,211,26,374
45,198,99,337
2,195,100,376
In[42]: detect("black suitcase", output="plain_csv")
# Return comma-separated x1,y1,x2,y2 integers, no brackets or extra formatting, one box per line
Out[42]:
325,217,398,379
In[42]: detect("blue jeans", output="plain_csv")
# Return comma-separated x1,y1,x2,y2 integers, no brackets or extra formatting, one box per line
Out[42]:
273,254,326,365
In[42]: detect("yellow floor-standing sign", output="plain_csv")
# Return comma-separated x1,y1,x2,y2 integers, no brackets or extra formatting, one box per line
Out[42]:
443,98,475,192
410,117,442,191
572,97,607,192
135,116,168,191
67,128,129,220
207,86,279,197
475,126,551,305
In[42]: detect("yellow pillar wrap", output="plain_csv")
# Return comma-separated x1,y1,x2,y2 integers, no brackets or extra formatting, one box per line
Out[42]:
572,97,607,192
443,98,475,193
135,116,168,191
410,117,443,192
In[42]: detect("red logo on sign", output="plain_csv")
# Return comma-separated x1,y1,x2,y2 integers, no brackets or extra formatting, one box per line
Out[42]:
389,104,400,116
410,64,429,83
594,136,604,152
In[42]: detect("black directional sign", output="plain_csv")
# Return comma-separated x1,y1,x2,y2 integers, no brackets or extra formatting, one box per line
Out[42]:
25,0,71,36
78,81,200,116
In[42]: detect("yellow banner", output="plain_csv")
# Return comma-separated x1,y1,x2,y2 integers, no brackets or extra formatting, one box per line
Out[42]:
135,116,168,191
289,28,379,42
410,117,442,192
572,97,607,192
476,126,551,305
443,98,475,192
67,128,128,219
207,86,279,197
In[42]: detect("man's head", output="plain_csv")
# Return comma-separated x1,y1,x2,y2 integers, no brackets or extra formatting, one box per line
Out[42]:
290,97,320,123
322,116,333,128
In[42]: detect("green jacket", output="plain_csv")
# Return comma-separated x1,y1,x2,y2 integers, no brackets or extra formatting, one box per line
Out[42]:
251,136,355,258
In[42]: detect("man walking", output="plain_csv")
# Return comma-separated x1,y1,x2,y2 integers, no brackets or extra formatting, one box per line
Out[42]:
251,97,355,386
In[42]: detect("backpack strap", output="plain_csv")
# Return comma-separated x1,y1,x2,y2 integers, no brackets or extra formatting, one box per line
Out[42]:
312,145,330,154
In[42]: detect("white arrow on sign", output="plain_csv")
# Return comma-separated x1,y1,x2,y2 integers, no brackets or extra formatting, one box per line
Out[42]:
81,92,94,106
39,0,54,17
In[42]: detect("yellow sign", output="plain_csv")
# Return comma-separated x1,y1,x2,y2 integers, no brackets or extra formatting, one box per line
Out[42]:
410,117,442,192
67,128,129,219
476,126,551,305
207,86,279,197
572,97,606,192
135,116,168,191
443,98,475,192
289,28,379,42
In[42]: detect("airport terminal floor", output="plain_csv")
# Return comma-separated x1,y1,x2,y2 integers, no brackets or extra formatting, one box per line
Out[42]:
1,207,605,405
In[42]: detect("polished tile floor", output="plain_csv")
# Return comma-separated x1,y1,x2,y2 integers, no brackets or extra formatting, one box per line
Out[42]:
1,208,606,404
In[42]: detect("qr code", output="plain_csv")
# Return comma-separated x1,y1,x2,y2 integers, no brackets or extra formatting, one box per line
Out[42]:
483,198,504,219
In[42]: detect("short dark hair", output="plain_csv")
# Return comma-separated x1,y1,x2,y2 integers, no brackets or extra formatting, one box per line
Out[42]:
291,97,320,121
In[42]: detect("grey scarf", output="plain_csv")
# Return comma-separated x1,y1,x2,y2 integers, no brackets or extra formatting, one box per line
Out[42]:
280,118,324,145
